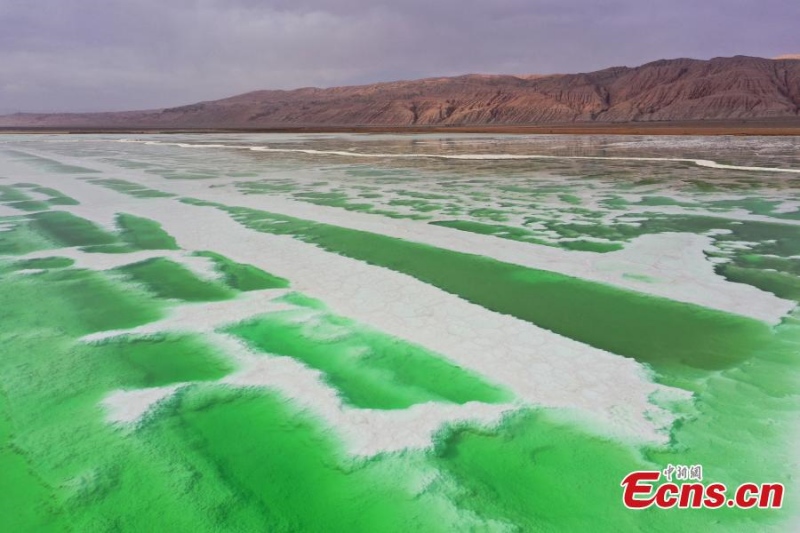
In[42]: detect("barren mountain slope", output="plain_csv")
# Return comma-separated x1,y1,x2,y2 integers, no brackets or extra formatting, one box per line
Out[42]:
2,56,799,127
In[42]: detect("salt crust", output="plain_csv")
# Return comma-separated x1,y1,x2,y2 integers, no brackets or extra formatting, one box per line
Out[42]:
123,139,800,174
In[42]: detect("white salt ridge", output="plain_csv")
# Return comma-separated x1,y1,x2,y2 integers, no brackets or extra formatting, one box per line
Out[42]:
14,268,45,275
775,201,800,214
0,205,22,217
104,385,181,424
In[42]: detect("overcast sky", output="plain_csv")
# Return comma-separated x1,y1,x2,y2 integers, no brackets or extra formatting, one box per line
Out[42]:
1,0,798,113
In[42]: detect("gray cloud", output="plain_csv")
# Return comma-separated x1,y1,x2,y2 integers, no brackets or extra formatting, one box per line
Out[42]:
1,0,798,112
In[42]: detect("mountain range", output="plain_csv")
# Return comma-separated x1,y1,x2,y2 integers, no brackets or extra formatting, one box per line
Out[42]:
2,55,800,129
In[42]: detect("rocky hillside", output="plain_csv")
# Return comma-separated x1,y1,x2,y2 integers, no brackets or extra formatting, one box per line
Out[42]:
3,55,800,128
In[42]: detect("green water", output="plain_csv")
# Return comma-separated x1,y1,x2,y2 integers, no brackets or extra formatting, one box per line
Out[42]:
87,178,174,198
0,391,62,532
195,250,289,291
80,243,136,254
0,185,51,212
30,211,117,247
228,309,511,409
116,213,180,250
143,386,474,532
559,239,624,252
275,291,328,310
7,200,51,212
2,268,162,336
89,335,236,388
559,193,582,205
115,257,235,302
0,219,57,255
9,256,75,270
717,264,800,301
0,184,31,203
16,184,80,206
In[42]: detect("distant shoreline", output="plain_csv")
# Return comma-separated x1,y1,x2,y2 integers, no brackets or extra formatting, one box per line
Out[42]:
3,120,800,136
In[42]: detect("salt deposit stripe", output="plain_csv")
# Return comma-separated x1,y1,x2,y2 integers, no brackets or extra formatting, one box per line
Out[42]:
115,139,800,174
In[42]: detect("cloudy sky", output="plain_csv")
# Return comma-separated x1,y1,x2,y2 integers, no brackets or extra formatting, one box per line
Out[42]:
1,0,798,113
